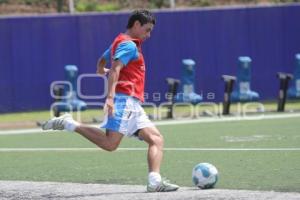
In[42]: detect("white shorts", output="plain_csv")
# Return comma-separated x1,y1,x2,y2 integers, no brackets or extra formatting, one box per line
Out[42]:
100,93,154,138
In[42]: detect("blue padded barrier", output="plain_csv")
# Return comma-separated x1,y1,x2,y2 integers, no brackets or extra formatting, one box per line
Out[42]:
287,54,300,98
231,57,260,102
53,65,87,115
176,59,202,104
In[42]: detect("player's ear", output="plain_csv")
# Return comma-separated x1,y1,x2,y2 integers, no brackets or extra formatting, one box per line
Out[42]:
133,20,141,28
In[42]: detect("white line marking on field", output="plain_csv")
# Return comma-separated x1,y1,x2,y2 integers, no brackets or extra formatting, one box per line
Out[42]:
154,112,300,126
0,147,300,152
0,112,299,135
0,129,57,135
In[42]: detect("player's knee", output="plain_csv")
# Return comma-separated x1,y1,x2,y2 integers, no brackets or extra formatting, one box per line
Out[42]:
157,133,164,143
104,145,118,152
151,133,164,148
102,142,119,152
157,134,164,148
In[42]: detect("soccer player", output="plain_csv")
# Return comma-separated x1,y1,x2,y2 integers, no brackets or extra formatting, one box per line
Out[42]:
42,9,179,192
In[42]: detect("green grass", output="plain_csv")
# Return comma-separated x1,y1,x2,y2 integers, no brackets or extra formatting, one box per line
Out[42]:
0,109,104,123
1,100,300,123
0,117,299,192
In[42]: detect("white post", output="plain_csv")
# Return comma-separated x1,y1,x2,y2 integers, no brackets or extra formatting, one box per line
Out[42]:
169,0,175,8
69,0,75,14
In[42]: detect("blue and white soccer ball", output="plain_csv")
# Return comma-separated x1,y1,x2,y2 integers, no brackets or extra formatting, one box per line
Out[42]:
192,162,218,189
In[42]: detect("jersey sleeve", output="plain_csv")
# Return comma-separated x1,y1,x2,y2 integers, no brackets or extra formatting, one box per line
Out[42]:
102,46,111,62
113,41,138,66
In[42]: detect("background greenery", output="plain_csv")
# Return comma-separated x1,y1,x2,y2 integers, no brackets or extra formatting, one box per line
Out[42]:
0,0,300,14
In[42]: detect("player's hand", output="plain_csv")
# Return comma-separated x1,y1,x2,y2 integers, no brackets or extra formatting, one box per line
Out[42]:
104,97,114,116
97,67,110,75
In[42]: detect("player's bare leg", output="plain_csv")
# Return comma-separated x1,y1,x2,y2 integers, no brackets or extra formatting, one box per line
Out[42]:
139,126,179,192
139,127,164,173
42,113,123,152
42,113,178,192
75,126,123,152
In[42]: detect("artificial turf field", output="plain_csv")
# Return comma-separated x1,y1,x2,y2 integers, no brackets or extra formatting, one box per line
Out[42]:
0,116,299,193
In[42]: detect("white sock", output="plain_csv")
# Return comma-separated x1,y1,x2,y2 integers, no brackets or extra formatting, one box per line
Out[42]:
148,172,162,187
64,120,79,132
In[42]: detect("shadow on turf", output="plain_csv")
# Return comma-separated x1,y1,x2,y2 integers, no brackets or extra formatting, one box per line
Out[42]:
44,191,147,199
47,188,213,199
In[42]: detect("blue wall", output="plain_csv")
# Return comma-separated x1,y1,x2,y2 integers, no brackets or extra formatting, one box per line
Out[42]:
0,4,300,113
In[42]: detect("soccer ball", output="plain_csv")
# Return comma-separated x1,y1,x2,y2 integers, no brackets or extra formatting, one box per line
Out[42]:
192,162,218,189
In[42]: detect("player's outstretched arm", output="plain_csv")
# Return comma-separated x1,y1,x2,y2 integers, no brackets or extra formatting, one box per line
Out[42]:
96,56,110,75
104,60,123,116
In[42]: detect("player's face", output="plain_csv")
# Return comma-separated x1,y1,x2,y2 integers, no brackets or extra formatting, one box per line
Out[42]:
136,22,154,41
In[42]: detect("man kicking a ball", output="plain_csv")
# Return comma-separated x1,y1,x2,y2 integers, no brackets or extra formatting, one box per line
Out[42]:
42,9,179,192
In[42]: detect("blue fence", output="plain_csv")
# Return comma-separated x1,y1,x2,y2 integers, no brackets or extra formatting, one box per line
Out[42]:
0,4,300,113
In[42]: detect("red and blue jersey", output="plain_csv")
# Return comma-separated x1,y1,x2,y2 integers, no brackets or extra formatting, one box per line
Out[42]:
102,33,146,102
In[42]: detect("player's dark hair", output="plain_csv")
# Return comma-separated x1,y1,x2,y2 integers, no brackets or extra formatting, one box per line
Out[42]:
126,10,156,29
